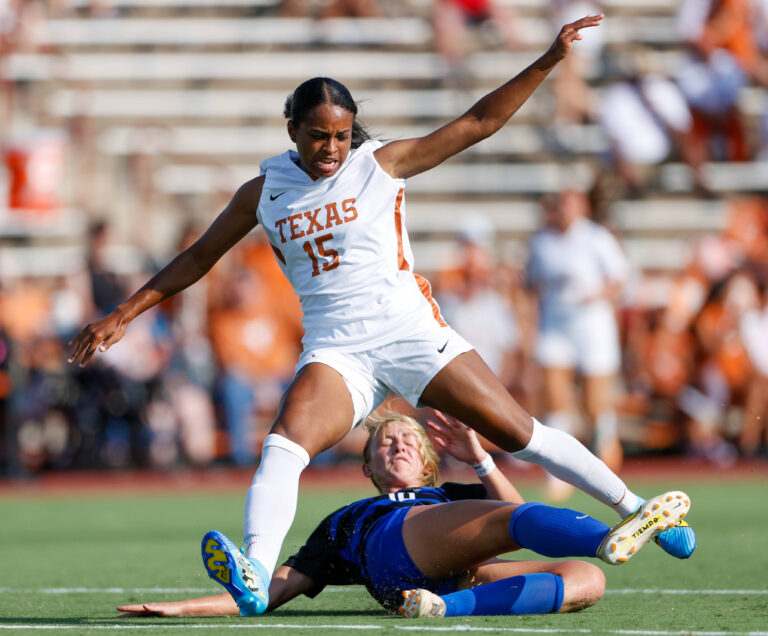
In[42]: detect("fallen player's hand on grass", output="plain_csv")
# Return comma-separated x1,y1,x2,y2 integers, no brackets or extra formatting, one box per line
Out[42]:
117,602,187,617
117,594,238,617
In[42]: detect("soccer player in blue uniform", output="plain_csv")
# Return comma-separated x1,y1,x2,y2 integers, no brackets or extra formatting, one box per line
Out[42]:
119,411,690,619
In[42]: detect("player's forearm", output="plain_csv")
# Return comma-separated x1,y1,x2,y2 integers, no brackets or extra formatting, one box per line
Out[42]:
179,594,238,616
464,52,559,138
472,453,525,503
480,469,525,504
118,249,214,322
466,15,601,137
267,565,315,612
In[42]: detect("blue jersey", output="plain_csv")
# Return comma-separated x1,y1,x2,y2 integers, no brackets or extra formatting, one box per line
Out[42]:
284,482,487,602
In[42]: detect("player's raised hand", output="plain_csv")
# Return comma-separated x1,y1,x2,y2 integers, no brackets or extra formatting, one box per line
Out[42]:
545,14,603,63
67,310,129,367
424,411,487,466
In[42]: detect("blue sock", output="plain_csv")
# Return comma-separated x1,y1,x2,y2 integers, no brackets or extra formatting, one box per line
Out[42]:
508,502,609,558
443,573,564,616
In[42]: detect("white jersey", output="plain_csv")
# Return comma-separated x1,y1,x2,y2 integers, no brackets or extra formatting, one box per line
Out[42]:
256,140,445,352
526,217,629,330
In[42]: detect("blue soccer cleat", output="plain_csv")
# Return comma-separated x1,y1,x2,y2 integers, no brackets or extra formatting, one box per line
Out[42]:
654,519,697,559
201,530,270,616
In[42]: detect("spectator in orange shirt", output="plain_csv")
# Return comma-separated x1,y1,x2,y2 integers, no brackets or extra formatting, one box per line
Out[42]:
208,233,303,465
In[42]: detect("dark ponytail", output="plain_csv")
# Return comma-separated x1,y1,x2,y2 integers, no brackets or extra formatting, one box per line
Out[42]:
284,77,370,149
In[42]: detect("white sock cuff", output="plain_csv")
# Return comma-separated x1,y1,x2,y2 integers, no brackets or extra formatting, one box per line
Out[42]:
262,433,311,468
511,417,544,460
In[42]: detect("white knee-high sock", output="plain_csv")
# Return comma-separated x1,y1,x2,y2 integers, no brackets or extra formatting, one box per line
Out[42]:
512,418,640,517
244,434,310,574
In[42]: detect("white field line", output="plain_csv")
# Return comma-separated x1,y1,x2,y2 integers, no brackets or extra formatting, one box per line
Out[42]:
1,587,767,595
0,625,768,634
2,590,765,634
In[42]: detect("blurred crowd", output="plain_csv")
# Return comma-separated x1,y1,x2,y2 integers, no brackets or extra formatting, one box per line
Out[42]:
3,0,768,475
3,193,768,476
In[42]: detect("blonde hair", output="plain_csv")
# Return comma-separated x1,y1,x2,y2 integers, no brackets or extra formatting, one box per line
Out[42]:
362,410,440,492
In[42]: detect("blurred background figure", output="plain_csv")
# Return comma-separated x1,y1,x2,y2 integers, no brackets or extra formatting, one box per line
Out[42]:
0,274,74,474
207,231,303,466
753,0,768,159
597,48,707,198
279,0,380,18
680,270,755,466
435,215,523,399
738,277,768,456
674,0,768,163
153,223,218,468
525,189,629,500
86,221,125,316
431,0,527,86
3,0,768,480
547,0,605,150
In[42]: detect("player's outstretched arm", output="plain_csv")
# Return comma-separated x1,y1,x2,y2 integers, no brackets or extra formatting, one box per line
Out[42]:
375,14,602,180
425,411,524,503
117,594,238,617
116,565,315,618
68,177,264,367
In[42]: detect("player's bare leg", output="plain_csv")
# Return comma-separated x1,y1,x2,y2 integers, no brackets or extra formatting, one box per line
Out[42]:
398,557,605,618
269,362,355,456
463,559,605,613
583,373,622,472
402,500,527,577
420,350,638,515
540,365,578,500
402,493,689,574
205,363,355,616
420,350,534,451
245,362,355,567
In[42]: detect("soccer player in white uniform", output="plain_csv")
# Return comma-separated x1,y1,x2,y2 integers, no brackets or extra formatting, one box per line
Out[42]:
526,189,628,499
68,13,695,617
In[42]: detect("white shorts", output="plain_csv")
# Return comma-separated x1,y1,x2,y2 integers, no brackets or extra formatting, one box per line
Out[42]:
535,312,620,376
296,324,473,427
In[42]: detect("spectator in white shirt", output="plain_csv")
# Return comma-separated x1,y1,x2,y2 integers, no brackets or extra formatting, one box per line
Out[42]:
526,190,630,500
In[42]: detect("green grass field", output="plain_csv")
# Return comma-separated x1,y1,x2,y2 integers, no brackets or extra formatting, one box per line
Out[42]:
1,475,766,635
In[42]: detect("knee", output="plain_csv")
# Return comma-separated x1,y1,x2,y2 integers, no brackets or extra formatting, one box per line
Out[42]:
464,407,534,453
269,408,349,458
552,561,605,612
580,563,606,603
267,420,318,458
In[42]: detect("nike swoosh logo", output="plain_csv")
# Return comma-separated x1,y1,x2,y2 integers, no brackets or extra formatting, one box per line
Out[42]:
270,192,287,201
437,341,448,353
576,514,588,519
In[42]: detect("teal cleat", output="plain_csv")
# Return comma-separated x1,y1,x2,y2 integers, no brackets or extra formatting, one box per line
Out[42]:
201,530,270,616
654,520,696,559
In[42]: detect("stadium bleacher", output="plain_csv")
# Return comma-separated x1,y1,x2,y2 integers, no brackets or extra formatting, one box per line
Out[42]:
4,0,768,478
0,0,764,273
